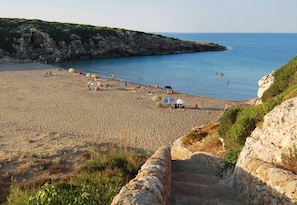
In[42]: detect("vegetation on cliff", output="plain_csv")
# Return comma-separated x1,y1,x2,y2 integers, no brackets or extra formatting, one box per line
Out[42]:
0,18,226,63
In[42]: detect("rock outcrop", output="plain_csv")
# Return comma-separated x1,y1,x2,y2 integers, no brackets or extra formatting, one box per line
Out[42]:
256,70,275,105
0,18,226,63
234,97,297,204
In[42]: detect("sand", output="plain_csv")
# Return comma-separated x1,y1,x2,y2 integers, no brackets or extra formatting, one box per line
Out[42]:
0,62,246,200
0,63,244,154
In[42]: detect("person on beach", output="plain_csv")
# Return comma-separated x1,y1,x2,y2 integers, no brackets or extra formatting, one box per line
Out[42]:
155,84,161,93
167,89,174,94
147,85,151,93
87,81,92,90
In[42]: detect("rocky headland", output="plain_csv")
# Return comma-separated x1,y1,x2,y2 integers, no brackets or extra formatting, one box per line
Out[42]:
0,18,226,63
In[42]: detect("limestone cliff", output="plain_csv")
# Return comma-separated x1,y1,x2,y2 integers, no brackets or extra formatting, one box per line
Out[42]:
234,97,297,204
255,70,275,105
0,18,226,63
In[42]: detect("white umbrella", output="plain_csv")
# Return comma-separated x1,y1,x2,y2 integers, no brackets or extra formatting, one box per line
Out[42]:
176,99,185,104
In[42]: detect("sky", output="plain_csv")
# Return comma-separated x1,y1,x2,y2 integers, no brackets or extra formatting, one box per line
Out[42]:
1,0,296,33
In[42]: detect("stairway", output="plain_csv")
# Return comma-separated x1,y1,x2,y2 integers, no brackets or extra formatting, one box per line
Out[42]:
170,158,245,205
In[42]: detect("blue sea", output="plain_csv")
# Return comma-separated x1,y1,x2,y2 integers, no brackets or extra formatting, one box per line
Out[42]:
58,33,297,101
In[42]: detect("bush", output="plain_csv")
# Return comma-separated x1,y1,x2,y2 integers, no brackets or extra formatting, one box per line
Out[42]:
28,175,123,205
5,180,32,205
218,108,241,137
83,150,146,181
224,146,243,168
228,106,265,145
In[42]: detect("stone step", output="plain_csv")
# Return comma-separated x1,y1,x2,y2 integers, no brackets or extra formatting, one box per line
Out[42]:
172,172,221,185
171,181,236,198
172,160,215,176
171,159,244,204
170,194,243,205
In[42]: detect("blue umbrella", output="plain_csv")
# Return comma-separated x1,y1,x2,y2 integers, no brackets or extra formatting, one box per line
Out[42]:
164,97,174,103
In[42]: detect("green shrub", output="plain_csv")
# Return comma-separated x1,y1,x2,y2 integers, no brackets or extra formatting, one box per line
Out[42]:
219,105,266,149
83,150,145,181
262,56,297,102
28,175,123,205
230,106,264,143
218,108,241,137
5,180,32,205
224,146,243,168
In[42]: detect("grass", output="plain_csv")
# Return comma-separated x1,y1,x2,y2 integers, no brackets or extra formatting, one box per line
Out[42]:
2,139,150,205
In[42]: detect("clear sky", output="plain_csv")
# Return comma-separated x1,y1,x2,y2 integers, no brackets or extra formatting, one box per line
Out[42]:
1,0,296,33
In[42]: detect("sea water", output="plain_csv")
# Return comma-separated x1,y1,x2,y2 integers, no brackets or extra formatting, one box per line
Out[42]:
59,33,297,101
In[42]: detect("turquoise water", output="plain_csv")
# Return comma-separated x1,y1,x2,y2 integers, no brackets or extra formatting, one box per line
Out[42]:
59,33,297,101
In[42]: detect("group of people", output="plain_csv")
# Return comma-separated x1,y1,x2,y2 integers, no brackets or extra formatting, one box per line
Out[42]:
88,80,109,91
146,84,174,94
147,85,161,93
216,71,230,85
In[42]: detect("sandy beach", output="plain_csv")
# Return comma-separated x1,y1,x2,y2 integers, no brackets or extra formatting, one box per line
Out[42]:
0,62,245,199
0,63,245,153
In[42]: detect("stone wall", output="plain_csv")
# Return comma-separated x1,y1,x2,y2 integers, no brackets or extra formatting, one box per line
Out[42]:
111,146,171,205
234,97,297,204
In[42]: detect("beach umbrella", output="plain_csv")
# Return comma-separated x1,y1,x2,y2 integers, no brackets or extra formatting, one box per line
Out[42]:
86,73,91,77
164,97,174,103
176,99,185,104
91,74,99,79
151,95,162,102
68,68,75,73
164,85,172,89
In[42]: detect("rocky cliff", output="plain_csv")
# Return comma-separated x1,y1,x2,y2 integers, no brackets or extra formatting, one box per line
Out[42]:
234,97,297,204
0,18,226,63
255,70,275,105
